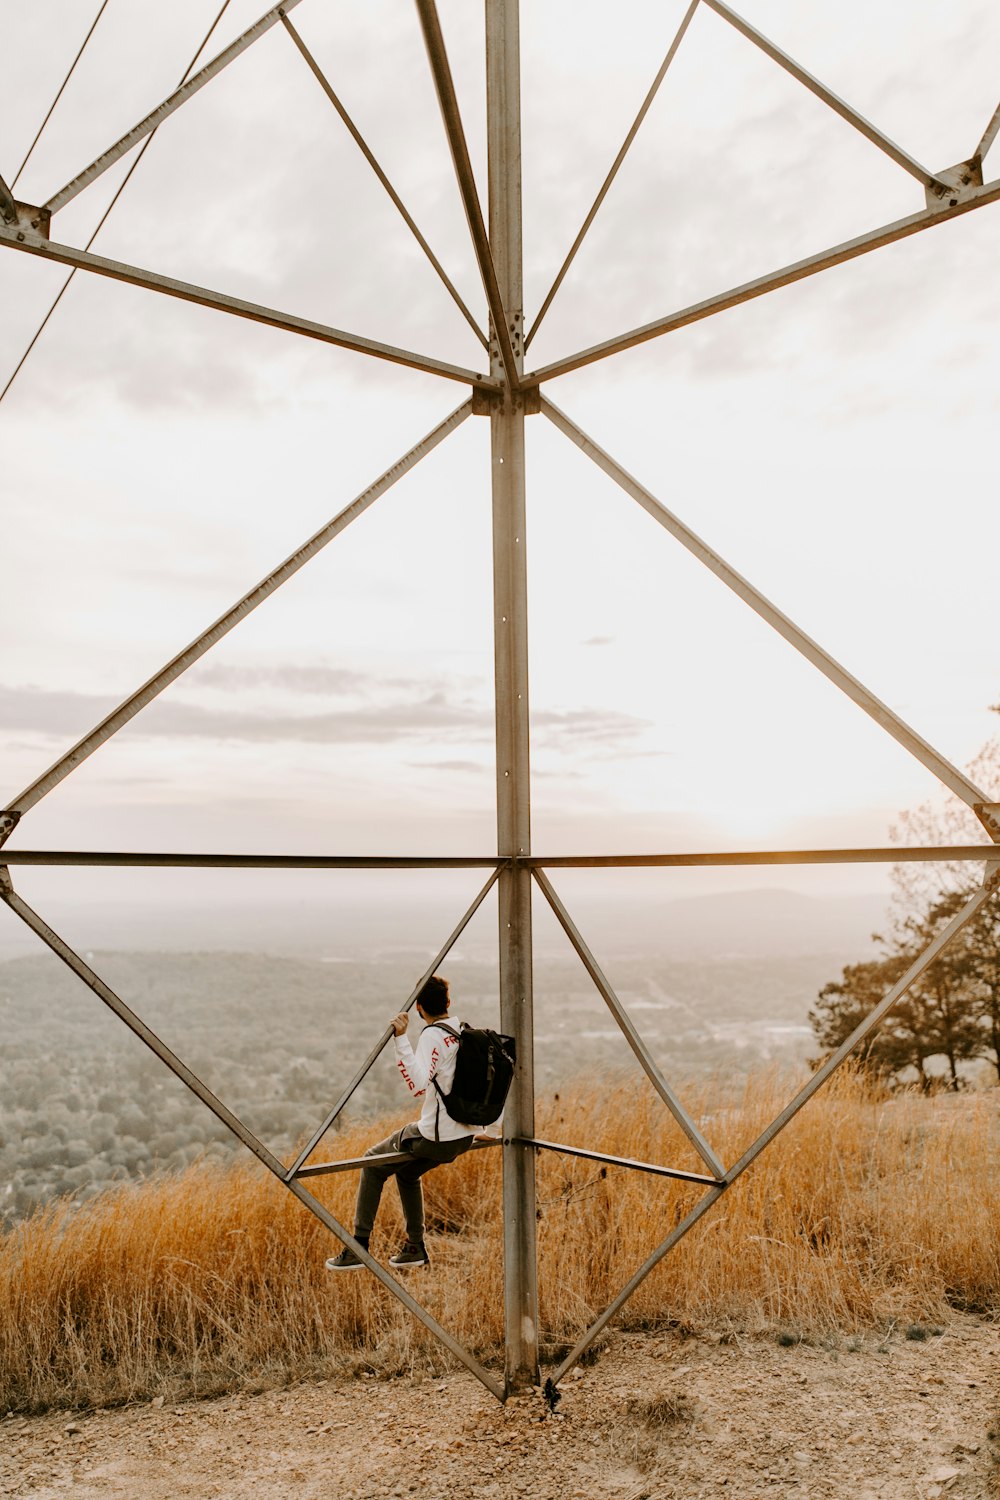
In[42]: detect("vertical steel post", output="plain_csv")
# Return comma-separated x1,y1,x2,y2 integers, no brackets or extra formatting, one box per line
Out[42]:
485,0,538,1396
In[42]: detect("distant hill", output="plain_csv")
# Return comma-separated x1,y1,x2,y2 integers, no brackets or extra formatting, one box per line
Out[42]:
0,886,889,966
566,888,889,961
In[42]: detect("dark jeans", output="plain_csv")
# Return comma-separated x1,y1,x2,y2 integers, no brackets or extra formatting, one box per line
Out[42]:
354,1122,474,1244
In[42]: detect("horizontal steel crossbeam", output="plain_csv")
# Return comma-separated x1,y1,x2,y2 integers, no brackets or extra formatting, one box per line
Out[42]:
294,1137,501,1179
522,846,1000,868
2,847,997,868
0,852,505,868
516,1138,720,1187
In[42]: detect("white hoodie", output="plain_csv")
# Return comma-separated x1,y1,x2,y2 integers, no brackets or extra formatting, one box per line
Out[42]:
393,1016,473,1142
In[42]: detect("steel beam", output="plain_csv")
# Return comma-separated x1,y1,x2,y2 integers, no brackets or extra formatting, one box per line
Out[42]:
547,879,995,1384
4,401,472,820
522,846,1000,869
526,177,1000,386
280,13,486,350
0,869,503,1401
516,1138,719,1187
284,868,502,1180
525,0,700,350
415,0,520,391
0,851,503,868
976,100,1000,165
549,1184,725,1383
542,397,993,816
0,872,286,1174
285,1179,503,1399
532,870,725,1179
702,0,945,190
724,881,997,1183
295,1137,501,1179
482,0,538,1399
0,173,17,226
0,225,492,389
44,0,306,215
2,846,999,870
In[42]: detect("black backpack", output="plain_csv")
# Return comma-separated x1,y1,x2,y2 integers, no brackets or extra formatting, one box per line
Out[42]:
431,1022,516,1127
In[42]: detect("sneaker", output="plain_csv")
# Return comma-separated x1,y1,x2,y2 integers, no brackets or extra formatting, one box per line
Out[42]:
389,1240,430,1269
325,1241,368,1271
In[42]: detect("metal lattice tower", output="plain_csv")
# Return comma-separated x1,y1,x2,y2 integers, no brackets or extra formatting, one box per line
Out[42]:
3,0,1000,1402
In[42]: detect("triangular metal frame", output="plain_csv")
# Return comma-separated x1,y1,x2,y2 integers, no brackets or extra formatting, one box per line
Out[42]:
3,0,1000,1403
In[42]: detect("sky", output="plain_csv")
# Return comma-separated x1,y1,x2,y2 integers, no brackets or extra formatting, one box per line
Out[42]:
2,0,1000,934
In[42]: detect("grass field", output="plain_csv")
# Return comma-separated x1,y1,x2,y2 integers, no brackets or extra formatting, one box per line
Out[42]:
2,1067,998,1412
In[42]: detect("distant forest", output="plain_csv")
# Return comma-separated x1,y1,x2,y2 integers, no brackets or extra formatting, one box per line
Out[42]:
1,951,414,1227
2,943,836,1227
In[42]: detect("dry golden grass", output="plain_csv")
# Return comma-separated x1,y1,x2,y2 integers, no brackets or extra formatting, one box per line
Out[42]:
2,1067,998,1412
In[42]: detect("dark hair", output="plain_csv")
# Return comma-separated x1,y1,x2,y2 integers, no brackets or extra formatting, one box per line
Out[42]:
417,975,450,1017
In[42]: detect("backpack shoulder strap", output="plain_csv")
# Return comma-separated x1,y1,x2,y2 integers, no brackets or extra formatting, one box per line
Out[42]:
429,1022,460,1112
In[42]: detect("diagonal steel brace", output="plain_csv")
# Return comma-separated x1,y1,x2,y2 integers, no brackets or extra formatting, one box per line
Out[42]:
0,868,503,1400
547,880,996,1385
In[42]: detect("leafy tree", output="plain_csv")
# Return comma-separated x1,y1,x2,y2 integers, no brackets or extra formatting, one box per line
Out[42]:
965,902,1000,1082
810,954,912,1079
913,887,1000,1083
814,721,1000,1088
899,895,985,1089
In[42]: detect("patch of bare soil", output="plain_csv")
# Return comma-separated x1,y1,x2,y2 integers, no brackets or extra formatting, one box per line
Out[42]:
3,1317,998,1500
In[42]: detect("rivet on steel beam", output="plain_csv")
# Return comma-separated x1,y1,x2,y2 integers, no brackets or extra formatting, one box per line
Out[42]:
974,802,1000,843
0,171,16,226
0,811,20,848
925,159,983,211
472,386,502,416
7,201,51,239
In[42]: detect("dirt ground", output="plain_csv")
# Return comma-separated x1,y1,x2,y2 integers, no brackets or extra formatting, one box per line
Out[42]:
2,1316,998,1500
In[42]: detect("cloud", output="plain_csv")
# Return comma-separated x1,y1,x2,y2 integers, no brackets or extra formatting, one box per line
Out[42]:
195,663,380,695
533,707,651,744
410,759,485,774
582,635,614,647
0,681,649,752
0,682,488,746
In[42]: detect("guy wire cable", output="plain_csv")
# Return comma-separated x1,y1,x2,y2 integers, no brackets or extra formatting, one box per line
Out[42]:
0,0,235,410
10,0,112,192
